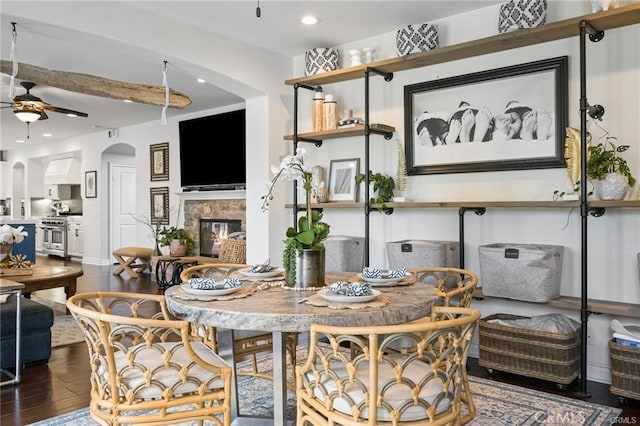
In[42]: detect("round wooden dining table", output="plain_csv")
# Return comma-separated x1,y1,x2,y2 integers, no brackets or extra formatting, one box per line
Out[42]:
165,273,438,425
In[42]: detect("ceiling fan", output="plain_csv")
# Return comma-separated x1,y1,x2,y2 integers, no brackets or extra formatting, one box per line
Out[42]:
1,80,89,123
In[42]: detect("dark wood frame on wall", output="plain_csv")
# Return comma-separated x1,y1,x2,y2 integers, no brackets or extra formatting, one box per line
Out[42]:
150,142,169,181
85,170,97,198
150,187,169,225
404,56,568,175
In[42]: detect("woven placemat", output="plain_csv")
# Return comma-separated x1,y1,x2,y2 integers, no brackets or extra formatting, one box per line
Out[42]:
171,287,254,301
302,294,391,310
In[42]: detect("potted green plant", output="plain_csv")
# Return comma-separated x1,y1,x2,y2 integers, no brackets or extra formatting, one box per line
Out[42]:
261,148,330,287
355,170,395,211
158,226,195,256
587,135,636,200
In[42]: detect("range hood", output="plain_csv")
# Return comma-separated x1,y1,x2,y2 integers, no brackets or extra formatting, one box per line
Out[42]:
44,158,81,185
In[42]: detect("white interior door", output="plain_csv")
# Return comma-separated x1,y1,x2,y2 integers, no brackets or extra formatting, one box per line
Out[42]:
109,163,137,260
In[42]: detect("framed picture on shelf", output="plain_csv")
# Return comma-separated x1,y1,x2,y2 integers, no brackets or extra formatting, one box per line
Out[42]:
150,142,169,181
404,56,568,175
85,170,97,198
150,187,169,225
328,158,360,202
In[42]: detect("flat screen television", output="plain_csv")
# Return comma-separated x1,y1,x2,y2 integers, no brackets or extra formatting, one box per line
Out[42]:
179,109,246,191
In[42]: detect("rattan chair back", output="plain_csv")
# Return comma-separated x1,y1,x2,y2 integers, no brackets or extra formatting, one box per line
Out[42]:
180,262,250,283
66,291,231,426
410,267,478,308
297,306,480,425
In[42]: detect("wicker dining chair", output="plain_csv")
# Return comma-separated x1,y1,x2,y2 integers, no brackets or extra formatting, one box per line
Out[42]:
66,291,232,426
180,263,298,379
409,267,479,424
409,267,478,309
296,306,480,425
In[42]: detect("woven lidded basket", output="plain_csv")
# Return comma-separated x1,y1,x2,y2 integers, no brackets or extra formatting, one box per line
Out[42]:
609,339,640,400
478,313,580,385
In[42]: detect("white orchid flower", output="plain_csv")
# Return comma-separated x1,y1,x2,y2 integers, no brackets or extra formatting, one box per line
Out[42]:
0,224,28,245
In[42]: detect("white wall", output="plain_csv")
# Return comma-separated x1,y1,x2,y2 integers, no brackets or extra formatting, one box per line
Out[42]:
290,2,640,384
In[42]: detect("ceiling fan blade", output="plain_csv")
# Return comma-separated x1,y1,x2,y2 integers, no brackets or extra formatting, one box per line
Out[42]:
1,60,192,108
40,111,49,120
43,104,88,117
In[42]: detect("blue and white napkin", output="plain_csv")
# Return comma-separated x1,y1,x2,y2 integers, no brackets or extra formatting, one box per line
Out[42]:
328,281,372,296
188,277,242,290
362,267,409,279
249,259,274,273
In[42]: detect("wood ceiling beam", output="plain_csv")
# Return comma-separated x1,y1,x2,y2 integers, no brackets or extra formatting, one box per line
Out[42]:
1,60,192,108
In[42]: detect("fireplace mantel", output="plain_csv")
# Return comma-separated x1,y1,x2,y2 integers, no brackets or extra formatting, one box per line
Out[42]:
176,190,246,201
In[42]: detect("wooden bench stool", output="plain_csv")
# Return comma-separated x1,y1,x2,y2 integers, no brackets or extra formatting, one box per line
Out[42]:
112,247,153,278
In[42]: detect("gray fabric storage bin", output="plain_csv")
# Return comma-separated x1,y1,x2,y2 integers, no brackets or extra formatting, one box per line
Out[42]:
325,235,365,272
478,243,564,302
386,239,459,269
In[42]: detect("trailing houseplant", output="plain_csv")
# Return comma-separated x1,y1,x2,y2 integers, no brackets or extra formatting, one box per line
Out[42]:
586,135,636,200
261,148,330,285
355,170,395,212
158,226,195,256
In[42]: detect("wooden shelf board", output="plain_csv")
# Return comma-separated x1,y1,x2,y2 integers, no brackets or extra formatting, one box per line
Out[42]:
284,124,395,141
473,288,640,318
589,200,640,208
286,202,364,209
286,200,640,209
285,4,640,86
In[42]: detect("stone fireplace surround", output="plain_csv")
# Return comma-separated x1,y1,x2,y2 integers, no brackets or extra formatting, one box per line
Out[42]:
183,199,246,256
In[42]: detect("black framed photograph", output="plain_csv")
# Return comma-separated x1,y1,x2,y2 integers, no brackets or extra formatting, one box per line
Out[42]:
150,142,169,181
150,187,169,225
85,170,97,198
328,158,360,202
404,56,568,175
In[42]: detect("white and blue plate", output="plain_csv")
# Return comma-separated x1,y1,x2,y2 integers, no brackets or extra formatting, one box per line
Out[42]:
318,288,381,304
239,267,284,279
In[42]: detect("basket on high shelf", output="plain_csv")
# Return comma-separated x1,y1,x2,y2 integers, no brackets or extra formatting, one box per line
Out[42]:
609,339,640,403
478,313,580,389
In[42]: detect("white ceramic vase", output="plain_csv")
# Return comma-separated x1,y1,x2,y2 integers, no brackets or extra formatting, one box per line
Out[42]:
592,172,629,200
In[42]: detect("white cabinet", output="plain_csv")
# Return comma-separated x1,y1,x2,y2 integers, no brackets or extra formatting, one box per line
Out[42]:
45,185,71,200
67,217,83,258
35,225,44,253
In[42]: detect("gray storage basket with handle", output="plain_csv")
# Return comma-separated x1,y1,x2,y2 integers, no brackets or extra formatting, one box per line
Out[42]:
386,239,459,269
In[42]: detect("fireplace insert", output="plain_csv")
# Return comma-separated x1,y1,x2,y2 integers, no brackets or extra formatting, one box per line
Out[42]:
199,219,242,257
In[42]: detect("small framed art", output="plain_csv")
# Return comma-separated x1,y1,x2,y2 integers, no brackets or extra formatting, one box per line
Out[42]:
85,171,97,198
150,142,169,181
328,158,360,202
150,187,169,225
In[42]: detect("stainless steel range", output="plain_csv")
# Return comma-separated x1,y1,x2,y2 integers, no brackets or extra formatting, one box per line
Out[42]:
40,216,68,257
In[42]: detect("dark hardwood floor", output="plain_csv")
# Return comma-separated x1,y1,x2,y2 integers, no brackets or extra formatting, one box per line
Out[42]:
1,255,639,425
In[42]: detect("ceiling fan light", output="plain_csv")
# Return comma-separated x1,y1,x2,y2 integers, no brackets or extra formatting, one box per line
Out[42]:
14,110,41,123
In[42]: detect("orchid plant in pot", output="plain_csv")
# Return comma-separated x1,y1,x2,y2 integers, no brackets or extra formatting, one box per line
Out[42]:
261,148,330,287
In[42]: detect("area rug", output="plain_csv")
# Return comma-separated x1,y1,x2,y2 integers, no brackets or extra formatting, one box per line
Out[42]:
31,296,85,348
28,347,622,425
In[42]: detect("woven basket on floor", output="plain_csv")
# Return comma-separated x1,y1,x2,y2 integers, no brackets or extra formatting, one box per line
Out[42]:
478,313,580,386
218,239,246,264
609,339,640,400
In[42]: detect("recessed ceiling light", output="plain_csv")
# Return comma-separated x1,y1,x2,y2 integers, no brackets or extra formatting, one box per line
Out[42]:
43,133,52,137
301,15,319,25
16,139,25,143
67,113,78,118
123,99,133,103
197,78,206,83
